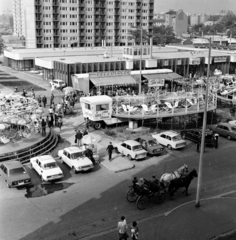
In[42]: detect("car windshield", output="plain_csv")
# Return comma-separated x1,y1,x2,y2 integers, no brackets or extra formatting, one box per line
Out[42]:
71,152,84,159
133,145,143,151
231,127,236,132
148,139,158,146
43,162,58,170
9,167,26,175
172,135,182,141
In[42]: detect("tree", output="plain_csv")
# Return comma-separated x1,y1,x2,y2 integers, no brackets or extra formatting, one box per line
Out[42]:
0,35,5,55
152,25,175,45
128,27,150,44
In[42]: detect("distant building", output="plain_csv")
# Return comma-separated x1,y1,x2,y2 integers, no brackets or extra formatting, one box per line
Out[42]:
165,9,188,37
153,19,165,26
190,14,209,26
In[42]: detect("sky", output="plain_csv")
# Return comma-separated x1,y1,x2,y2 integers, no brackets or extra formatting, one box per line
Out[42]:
0,0,235,15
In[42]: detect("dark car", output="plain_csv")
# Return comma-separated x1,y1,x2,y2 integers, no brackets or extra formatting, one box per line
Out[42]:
211,123,236,140
181,129,216,146
135,135,164,156
0,161,31,188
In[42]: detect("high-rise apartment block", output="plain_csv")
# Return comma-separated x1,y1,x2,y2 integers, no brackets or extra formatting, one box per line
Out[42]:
13,0,26,37
190,14,209,26
16,0,154,49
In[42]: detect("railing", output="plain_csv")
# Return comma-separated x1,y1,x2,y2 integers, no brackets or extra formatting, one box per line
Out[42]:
0,130,59,163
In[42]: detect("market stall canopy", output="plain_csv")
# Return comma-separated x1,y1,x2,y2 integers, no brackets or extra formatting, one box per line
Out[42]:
90,75,137,86
143,72,183,81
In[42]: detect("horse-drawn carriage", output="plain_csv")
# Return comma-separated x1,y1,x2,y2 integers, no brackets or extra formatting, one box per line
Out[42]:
126,164,198,210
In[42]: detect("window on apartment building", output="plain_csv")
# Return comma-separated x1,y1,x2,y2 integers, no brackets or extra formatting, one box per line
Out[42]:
70,7,78,11
69,0,77,3
121,9,127,13
107,8,114,12
128,9,135,13
106,22,113,26
142,10,147,13
128,2,135,6
60,22,67,25
142,3,147,6
43,0,50,2
60,0,67,3
142,16,148,20
86,22,93,26
107,15,113,19
60,7,67,10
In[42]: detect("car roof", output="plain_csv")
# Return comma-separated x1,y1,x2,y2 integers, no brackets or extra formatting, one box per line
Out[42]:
1,161,23,169
124,140,140,146
137,135,155,141
37,155,56,163
64,146,83,153
159,131,179,137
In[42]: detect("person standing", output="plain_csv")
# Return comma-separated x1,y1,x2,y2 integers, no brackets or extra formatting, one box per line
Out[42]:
38,95,42,106
46,115,51,129
106,142,114,162
41,119,46,136
75,130,83,147
131,221,139,240
84,145,95,165
50,94,54,106
58,116,63,132
118,216,128,240
214,132,219,149
196,140,200,153
42,95,47,108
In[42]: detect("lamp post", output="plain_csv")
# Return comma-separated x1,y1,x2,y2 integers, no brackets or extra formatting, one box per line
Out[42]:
195,37,212,208
139,28,143,94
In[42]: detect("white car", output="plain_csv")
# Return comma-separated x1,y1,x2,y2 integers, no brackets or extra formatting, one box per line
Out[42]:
152,131,186,150
115,140,147,160
229,120,236,126
30,155,64,182
58,146,94,173
50,79,66,89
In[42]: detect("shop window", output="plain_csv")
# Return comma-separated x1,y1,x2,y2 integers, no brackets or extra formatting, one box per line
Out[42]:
96,104,109,111
85,103,91,110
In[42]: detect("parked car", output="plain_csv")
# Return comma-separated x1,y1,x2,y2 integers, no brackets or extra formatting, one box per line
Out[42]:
0,161,31,188
152,131,186,150
50,79,66,89
30,155,64,182
58,146,95,173
135,135,164,156
115,140,147,160
181,129,216,146
228,120,236,126
211,123,236,140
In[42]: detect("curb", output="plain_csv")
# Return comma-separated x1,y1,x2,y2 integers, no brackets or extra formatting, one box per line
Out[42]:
100,162,135,173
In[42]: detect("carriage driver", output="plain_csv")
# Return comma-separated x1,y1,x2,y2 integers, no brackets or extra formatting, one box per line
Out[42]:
149,175,161,192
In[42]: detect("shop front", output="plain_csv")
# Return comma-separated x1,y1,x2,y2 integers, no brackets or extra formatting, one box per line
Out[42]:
205,56,230,76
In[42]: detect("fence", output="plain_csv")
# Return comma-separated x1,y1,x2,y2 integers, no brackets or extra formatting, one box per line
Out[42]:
0,130,59,163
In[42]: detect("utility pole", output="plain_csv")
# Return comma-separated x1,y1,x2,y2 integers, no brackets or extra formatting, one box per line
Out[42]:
139,28,143,94
195,37,212,208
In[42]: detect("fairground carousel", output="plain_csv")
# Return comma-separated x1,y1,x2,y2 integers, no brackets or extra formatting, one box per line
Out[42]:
0,93,43,144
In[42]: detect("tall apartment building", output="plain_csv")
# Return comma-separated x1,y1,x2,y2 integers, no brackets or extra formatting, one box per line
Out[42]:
165,9,188,37
13,0,26,37
21,0,154,49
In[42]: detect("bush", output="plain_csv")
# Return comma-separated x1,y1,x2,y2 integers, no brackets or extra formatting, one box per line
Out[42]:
104,128,117,137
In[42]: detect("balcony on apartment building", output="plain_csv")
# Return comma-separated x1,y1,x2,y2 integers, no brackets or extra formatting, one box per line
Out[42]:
53,31,59,36
79,16,85,22
35,0,41,6
79,24,85,29
35,7,42,13
114,10,120,16
114,16,120,22
136,10,142,16
52,0,59,6
95,24,101,30
79,31,85,36
79,1,85,8
114,24,120,30
53,24,59,29
100,24,106,30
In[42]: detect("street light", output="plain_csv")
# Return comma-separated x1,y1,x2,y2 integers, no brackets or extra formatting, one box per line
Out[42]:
195,37,212,208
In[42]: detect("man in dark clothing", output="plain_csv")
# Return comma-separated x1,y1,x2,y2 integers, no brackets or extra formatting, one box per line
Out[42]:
106,142,114,161
38,96,42,105
50,94,54,106
42,95,47,108
41,119,47,136
196,141,200,152
76,130,83,147
214,133,219,149
84,145,95,165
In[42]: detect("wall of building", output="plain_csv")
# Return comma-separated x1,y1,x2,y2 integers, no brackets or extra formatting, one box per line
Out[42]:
25,0,36,48
175,10,188,36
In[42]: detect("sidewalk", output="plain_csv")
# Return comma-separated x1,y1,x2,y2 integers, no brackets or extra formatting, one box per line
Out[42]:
91,196,236,240
55,114,135,173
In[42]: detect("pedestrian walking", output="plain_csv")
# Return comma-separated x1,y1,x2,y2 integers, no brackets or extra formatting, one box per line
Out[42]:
85,117,90,130
58,116,63,132
50,114,54,128
196,141,200,153
42,95,47,108
214,132,219,149
46,115,51,128
38,95,42,105
50,94,54,106
106,142,114,161
31,88,35,99
118,216,128,240
54,112,59,127
41,119,46,136
75,130,83,147
131,221,139,240
49,106,54,116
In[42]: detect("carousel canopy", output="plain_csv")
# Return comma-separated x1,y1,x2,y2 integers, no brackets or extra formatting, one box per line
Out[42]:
143,72,183,81
90,75,137,86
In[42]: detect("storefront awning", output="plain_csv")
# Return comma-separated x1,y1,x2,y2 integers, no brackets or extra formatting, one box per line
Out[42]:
90,75,137,86
143,72,183,81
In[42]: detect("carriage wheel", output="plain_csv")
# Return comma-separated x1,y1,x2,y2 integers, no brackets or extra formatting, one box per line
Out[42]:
153,191,166,204
136,195,149,210
126,187,139,203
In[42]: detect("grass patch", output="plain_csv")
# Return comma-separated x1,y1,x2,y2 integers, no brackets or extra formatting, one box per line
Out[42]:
50,135,71,158
0,80,46,91
104,128,117,137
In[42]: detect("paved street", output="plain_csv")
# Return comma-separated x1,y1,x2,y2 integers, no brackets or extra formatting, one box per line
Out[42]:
0,135,236,240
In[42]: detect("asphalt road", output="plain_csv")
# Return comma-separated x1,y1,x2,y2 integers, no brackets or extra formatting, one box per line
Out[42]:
0,137,236,240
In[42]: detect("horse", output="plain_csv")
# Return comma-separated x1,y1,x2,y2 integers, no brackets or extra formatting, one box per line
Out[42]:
168,169,198,199
160,164,189,187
